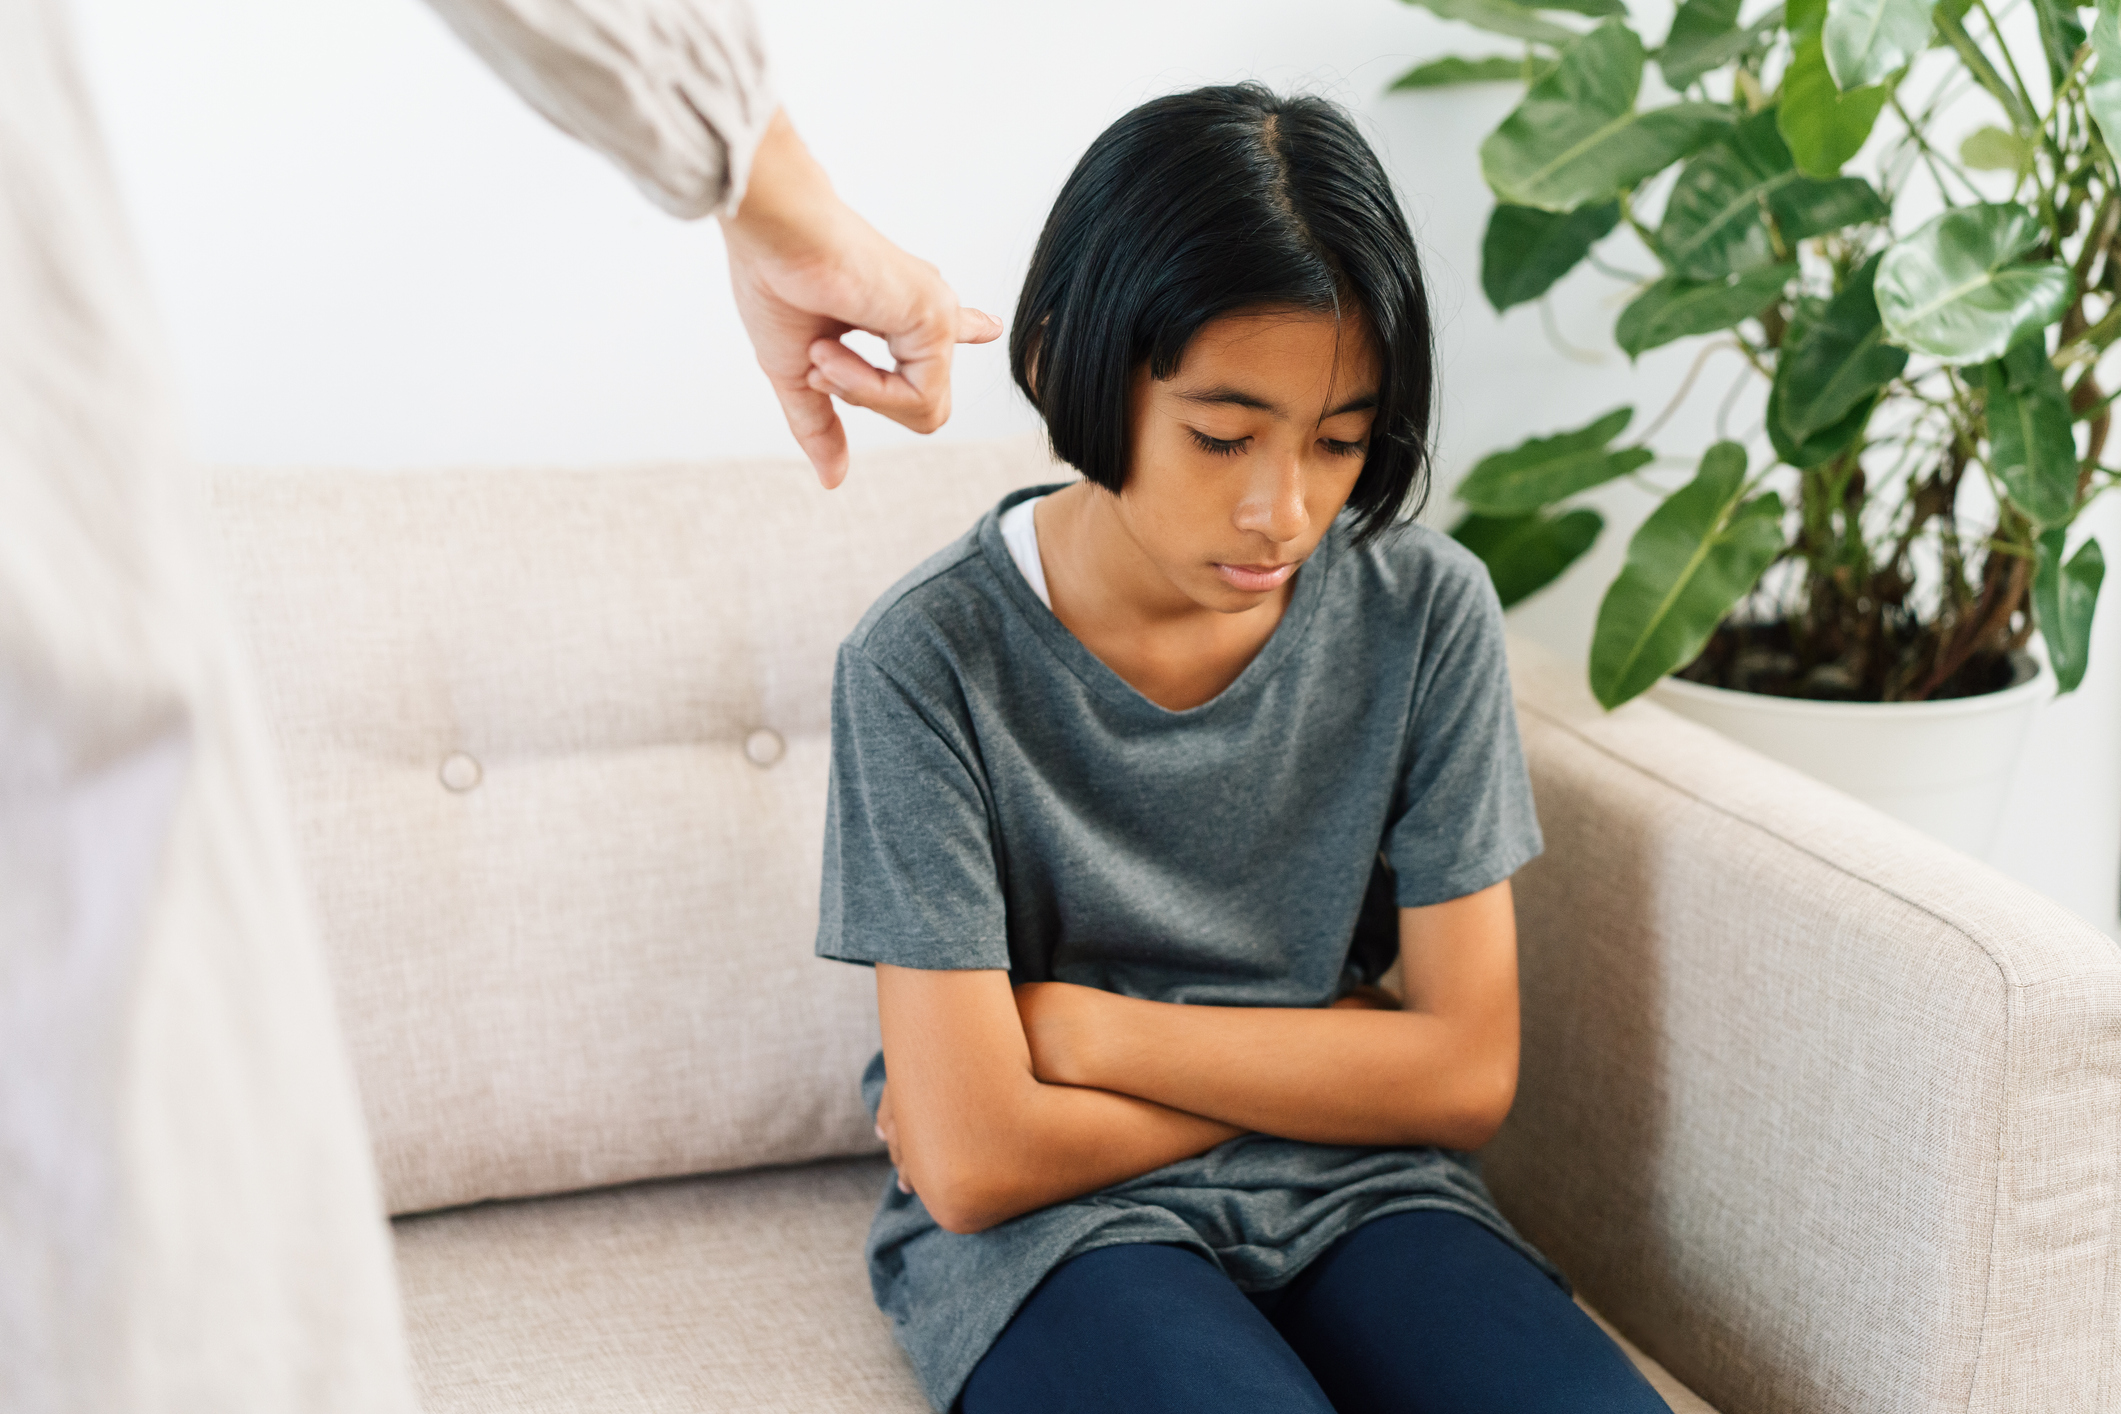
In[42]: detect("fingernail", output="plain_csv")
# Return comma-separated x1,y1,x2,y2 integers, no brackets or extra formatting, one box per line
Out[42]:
875,1124,886,1140
897,1176,911,1193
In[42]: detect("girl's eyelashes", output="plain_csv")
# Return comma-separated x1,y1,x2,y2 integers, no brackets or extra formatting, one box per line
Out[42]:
1186,429,1368,459
1187,428,1248,457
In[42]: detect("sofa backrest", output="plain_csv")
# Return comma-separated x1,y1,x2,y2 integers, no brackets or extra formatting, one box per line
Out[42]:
213,436,1060,1215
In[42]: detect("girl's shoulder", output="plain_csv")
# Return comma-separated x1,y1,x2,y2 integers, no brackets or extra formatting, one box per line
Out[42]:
839,502,1027,706
1329,519,1504,626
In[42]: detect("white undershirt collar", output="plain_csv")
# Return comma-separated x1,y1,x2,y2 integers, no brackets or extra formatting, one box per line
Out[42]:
998,494,1051,609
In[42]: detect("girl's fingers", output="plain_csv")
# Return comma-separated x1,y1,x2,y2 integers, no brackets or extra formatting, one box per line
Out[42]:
877,1082,910,1191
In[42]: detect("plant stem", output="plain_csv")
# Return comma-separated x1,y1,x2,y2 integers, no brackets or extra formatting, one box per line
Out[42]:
2057,299,2121,364
2046,43,2096,125
1935,5,2038,131
1976,0,2043,129
1888,92,1982,202
1635,339,1741,444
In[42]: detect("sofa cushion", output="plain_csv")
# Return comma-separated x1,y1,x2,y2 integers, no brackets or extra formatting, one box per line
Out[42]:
391,1157,1721,1413
213,438,1061,1215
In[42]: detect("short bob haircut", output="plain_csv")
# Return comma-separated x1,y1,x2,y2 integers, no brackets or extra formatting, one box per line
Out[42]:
1011,83,1435,543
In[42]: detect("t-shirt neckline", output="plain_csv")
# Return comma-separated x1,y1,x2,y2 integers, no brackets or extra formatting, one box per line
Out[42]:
977,483,1336,721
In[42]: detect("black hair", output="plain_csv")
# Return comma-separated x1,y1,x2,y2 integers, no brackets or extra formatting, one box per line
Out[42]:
1010,83,1435,543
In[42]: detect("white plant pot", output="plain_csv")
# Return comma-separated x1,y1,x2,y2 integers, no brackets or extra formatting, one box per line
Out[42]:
1647,653,2051,860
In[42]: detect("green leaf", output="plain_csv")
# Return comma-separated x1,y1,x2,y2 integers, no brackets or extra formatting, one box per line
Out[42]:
1616,263,1796,357
1959,125,2031,172
1451,508,1607,607
1778,28,1891,177
1981,339,2079,526
1663,7,1787,88
1392,55,1552,88
1656,109,1887,280
2029,0,2088,86
1768,256,1907,465
1590,443,1788,707
1456,406,1656,513
1482,201,1622,309
1823,0,1937,89
1480,22,1736,211
1401,0,1584,45
1538,0,1629,14
1662,0,1738,87
1768,169,1889,242
1657,115,1792,278
1876,203,2075,362
2089,0,2121,150
2035,529,2105,693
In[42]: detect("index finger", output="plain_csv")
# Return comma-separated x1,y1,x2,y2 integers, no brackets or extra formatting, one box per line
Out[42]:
809,337,954,435
770,379,851,489
807,307,1003,436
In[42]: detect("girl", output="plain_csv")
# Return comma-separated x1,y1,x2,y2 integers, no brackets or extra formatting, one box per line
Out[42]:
816,84,1671,1414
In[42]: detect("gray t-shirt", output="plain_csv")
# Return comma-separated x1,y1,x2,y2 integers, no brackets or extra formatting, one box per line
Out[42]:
817,486,1556,1410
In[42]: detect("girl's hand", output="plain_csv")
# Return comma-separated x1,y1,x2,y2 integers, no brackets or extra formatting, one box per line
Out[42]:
876,1082,912,1194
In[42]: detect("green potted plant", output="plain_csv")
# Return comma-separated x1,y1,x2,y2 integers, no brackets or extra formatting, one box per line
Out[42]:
1392,0,2117,852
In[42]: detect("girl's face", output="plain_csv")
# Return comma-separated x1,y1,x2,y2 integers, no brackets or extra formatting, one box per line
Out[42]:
1116,308,1381,613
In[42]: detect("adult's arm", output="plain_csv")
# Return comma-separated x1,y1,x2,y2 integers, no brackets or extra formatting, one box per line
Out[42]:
874,965,1240,1235
422,0,775,219
419,0,1000,485
1014,882,1522,1151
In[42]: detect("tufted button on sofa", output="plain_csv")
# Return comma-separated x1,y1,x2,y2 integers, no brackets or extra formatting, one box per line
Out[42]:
213,435,2121,1414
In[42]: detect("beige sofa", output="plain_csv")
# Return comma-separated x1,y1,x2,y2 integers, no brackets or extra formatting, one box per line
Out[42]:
213,435,2121,1414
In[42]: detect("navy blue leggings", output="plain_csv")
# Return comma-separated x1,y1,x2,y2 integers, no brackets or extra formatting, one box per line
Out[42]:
959,1210,1671,1414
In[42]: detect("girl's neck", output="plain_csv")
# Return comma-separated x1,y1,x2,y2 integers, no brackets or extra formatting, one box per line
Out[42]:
1032,483,1292,711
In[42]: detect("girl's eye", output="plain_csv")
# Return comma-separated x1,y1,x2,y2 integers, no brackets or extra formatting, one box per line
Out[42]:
1322,439,1367,458
1188,428,1248,457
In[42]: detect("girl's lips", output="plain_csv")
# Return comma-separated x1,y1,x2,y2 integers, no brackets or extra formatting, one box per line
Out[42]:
1213,560,1297,593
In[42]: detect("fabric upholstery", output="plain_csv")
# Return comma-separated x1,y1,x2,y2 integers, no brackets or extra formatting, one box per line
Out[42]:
218,434,2121,1411
213,437,1060,1215
391,1157,1718,1414
1493,640,2121,1414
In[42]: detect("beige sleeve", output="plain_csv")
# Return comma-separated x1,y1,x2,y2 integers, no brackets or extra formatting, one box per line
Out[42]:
423,0,776,219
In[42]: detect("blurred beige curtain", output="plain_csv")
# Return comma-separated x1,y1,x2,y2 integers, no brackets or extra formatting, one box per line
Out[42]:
0,0,770,1409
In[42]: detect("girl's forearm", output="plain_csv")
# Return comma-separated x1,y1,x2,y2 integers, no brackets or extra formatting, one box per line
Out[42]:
1024,990,1515,1150
924,1081,1238,1234
1019,887,1523,1150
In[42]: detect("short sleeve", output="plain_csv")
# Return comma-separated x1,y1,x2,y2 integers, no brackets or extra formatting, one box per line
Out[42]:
816,644,1011,970
1384,566,1543,908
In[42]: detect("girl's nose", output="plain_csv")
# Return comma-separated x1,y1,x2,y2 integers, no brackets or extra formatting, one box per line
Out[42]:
1233,449,1308,543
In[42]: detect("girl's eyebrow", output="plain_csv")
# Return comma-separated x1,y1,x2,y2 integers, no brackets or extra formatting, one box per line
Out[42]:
1175,387,1380,418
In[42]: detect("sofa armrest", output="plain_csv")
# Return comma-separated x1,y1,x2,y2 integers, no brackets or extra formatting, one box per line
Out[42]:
1489,637,2121,1414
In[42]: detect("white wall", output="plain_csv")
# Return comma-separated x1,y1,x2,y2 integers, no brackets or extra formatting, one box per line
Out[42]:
72,0,2120,933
